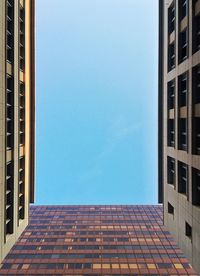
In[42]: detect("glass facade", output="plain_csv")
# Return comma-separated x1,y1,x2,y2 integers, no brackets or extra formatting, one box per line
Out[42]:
0,205,196,275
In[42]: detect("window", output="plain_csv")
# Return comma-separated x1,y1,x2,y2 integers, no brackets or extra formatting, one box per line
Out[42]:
102,264,110,269
167,157,175,185
6,0,14,63
174,263,184,269
19,157,25,220
179,0,188,21
157,263,173,269
178,161,188,195
168,79,175,109
168,42,176,71
168,119,175,147
192,168,200,205
19,4,25,71
168,1,175,34
93,264,101,269
6,74,14,150
178,118,187,151
185,222,192,238
5,161,14,235
192,118,200,155
19,81,25,146
168,202,174,215
179,28,188,62
192,65,200,104
178,73,188,107
192,0,200,53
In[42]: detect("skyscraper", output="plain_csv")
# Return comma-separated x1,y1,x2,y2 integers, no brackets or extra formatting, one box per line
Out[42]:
0,0,35,262
159,0,200,273
0,205,197,275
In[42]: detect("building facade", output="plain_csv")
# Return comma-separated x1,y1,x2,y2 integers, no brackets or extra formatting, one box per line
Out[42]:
0,205,196,275
0,0,35,263
159,0,200,273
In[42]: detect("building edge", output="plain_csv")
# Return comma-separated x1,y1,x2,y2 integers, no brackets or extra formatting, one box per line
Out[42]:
29,0,35,204
158,0,163,204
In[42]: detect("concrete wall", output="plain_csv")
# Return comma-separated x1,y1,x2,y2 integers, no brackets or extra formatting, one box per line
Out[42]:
0,0,35,263
161,0,200,274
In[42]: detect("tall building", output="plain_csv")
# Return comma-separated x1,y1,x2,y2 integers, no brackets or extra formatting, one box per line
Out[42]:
0,0,35,263
0,205,197,275
159,0,200,274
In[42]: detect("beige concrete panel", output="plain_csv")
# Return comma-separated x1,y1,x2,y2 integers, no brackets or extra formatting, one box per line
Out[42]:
192,51,200,67
180,17,188,32
169,31,175,44
195,1,200,16
19,146,25,157
179,106,187,118
6,150,13,163
169,109,175,119
194,104,200,117
6,62,13,76
19,70,25,82
20,0,24,8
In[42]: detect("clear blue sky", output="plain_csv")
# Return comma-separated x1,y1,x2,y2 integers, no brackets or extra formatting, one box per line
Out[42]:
36,0,158,205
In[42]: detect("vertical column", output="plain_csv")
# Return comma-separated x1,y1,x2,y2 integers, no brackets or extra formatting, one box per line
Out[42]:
5,0,15,238
18,0,25,221
0,0,6,261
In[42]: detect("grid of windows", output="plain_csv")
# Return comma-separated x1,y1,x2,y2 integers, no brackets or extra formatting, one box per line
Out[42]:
161,0,200,273
18,2,26,222
5,0,15,238
0,205,196,275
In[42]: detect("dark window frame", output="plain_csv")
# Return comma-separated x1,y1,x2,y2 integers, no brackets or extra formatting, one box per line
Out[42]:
168,202,174,215
168,119,175,147
192,0,200,54
167,156,176,185
168,79,176,110
192,117,200,155
178,161,188,196
178,72,188,107
179,28,188,63
192,168,200,206
185,222,192,239
178,118,188,151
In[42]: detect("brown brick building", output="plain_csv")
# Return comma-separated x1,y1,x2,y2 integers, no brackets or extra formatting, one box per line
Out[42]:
0,205,197,275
